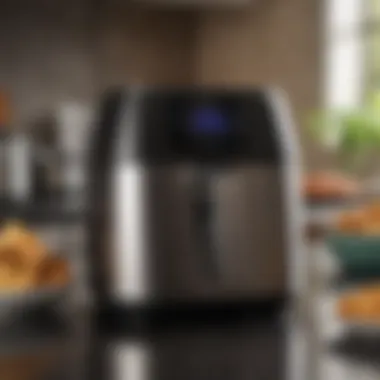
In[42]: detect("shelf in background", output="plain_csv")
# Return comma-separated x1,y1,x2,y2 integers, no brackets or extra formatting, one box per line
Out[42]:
0,196,87,225
306,191,380,240
307,187,380,213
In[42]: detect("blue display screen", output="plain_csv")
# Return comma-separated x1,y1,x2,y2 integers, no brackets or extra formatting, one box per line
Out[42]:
188,107,229,135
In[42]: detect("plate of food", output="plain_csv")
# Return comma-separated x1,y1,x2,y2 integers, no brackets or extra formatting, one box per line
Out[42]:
337,283,380,331
0,222,71,321
303,171,360,204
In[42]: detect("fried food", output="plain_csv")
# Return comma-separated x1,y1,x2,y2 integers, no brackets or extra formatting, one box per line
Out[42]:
33,257,70,288
337,285,380,323
0,222,47,269
0,222,70,292
304,172,359,200
335,200,380,235
0,266,33,291
365,201,380,220
336,210,367,234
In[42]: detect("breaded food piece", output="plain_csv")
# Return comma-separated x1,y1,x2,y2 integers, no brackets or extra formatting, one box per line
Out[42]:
336,210,367,234
0,223,70,292
304,172,359,200
33,256,70,288
0,223,47,270
0,266,33,292
365,201,380,221
335,200,380,235
362,222,380,236
337,285,380,322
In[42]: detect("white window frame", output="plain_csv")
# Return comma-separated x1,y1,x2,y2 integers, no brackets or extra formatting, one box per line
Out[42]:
323,0,365,109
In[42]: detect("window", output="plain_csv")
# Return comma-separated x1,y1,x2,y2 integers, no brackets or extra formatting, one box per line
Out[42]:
325,0,380,108
321,0,380,171
324,0,365,108
364,0,380,97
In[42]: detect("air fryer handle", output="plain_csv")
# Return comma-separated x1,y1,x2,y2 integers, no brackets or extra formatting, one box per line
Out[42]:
193,169,221,280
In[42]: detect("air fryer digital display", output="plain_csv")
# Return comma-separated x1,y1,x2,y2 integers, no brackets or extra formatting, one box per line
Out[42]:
169,97,241,159
138,91,280,164
187,107,230,136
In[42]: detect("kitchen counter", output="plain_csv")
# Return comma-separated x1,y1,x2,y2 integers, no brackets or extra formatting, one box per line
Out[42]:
3,202,379,380
2,288,379,380
0,305,290,380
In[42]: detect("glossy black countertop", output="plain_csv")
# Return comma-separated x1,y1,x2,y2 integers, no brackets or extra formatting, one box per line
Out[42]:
0,306,286,380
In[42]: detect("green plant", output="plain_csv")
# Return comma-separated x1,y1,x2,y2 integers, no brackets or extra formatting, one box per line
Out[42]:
310,94,380,171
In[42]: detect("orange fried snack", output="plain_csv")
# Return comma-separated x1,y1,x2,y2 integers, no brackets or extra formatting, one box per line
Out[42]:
337,285,380,323
33,257,70,288
0,222,47,270
365,201,380,220
0,222,70,292
362,201,380,235
336,210,367,234
0,266,33,291
304,172,359,200
335,199,380,235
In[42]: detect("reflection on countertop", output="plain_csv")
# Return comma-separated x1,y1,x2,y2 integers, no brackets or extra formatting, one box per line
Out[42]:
330,330,380,367
0,306,287,380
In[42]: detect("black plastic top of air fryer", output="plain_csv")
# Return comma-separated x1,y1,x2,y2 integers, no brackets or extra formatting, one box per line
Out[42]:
134,87,281,165
91,87,282,166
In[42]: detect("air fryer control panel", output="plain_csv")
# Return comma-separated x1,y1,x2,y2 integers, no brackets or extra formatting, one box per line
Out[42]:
136,90,280,164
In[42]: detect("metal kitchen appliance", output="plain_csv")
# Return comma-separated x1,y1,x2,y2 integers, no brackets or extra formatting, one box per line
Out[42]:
88,86,304,312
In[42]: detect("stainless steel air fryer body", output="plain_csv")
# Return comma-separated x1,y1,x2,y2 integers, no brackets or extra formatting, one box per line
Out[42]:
88,87,304,309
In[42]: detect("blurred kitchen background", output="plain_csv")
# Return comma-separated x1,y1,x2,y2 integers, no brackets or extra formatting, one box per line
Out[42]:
0,0,320,199
0,0,324,220
2,0,379,195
